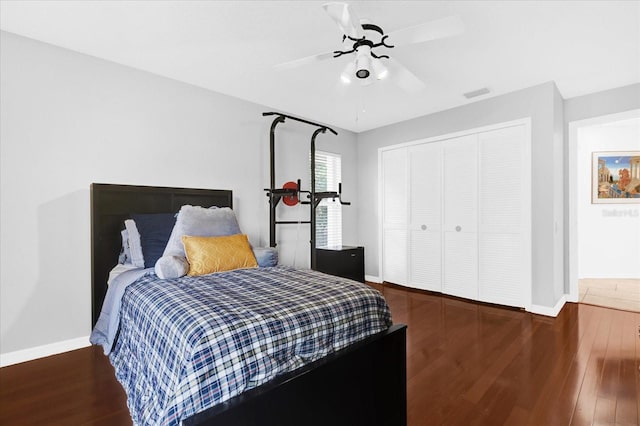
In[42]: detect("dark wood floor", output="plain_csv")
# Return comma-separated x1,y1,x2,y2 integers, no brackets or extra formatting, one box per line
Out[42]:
1,283,638,425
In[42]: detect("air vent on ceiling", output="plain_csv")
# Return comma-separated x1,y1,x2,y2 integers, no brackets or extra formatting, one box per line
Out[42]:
463,87,490,99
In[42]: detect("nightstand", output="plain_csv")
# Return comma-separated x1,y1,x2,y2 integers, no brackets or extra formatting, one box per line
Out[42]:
314,246,365,283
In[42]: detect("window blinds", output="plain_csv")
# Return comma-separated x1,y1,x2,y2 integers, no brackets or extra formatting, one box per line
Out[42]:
313,151,342,248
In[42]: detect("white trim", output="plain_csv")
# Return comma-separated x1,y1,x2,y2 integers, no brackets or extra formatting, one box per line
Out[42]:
378,147,386,285
365,274,382,283
565,292,579,304
521,119,533,312
377,147,384,284
567,109,640,304
528,295,567,317
0,335,90,367
314,150,343,248
377,118,532,154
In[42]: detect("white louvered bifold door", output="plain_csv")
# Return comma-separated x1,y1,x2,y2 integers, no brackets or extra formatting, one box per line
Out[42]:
442,135,478,300
382,148,408,285
379,120,530,308
408,142,442,291
477,125,526,307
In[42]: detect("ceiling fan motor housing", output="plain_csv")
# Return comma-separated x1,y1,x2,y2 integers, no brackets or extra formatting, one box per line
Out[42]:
355,44,372,79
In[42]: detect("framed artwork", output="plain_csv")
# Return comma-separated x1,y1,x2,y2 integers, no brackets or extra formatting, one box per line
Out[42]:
592,151,640,204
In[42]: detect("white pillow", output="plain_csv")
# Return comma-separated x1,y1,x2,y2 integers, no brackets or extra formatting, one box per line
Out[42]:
118,229,132,265
155,255,189,279
162,205,242,258
124,219,145,268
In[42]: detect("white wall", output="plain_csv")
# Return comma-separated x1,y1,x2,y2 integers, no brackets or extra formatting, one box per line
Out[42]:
357,82,562,308
0,31,358,356
577,118,640,278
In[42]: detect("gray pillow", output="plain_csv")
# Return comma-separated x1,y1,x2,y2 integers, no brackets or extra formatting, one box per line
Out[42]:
162,205,242,258
253,247,278,267
155,255,189,279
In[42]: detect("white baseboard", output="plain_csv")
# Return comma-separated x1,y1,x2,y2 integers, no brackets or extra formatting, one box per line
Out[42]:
529,295,567,317
365,275,382,283
565,293,579,303
0,335,91,367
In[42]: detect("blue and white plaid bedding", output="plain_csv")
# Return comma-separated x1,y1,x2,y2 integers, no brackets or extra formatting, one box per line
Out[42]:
107,266,392,425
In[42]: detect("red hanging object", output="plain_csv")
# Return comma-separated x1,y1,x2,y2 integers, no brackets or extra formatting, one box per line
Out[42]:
282,181,299,206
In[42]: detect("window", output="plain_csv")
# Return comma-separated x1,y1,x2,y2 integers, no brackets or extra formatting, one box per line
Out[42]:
313,150,342,248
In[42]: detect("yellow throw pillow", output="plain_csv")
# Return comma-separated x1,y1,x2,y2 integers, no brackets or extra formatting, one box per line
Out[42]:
182,234,258,276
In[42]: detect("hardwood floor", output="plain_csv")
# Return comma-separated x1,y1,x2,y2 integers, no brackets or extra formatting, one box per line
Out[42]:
579,278,640,313
371,283,639,426
0,344,130,425
1,283,638,425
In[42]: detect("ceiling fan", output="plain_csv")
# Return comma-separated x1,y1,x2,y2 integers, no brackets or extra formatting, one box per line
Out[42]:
275,2,465,92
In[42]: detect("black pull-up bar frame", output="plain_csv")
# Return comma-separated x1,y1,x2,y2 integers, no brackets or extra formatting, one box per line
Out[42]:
262,112,349,269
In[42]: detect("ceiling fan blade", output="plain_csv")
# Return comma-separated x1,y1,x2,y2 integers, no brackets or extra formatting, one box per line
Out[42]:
274,51,335,71
387,15,464,47
322,2,364,39
387,58,425,93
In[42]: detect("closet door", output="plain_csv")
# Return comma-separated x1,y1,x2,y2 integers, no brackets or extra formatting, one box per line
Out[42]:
478,125,526,307
408,142,442,291
381,148,408,285
442,135,478,300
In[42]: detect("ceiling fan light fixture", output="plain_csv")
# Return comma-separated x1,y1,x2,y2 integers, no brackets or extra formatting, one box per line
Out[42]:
340,61,356,84
359,75,374,86
355,45,371,79
371,58,389,80
355,56,370,79
356,67,370,79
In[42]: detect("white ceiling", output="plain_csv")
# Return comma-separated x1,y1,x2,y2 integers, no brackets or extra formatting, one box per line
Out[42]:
1,1,638,132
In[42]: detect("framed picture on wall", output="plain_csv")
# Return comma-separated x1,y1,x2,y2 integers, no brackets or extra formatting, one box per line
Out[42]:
592,151,640,203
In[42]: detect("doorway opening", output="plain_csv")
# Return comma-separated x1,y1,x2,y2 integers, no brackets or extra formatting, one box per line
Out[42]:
568,110,640,312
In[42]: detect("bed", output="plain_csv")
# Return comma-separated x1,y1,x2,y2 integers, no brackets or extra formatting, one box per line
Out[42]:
90,183,407,426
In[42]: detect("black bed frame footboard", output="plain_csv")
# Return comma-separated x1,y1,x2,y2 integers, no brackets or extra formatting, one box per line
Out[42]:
185,324,407,426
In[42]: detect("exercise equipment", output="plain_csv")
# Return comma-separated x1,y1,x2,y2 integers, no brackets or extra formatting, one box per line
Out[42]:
263,111,350,269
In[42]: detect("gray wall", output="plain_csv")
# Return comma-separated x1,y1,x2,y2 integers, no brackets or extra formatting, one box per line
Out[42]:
564,83,640,124
357,82,562,308
3,28,637,355
0,31,358,354
552,84,565,302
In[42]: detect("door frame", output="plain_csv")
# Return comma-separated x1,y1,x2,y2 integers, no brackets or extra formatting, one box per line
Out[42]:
567,108,640,302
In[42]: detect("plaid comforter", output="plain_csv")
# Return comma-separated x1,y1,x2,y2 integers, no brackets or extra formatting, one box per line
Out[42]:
109,266,392,425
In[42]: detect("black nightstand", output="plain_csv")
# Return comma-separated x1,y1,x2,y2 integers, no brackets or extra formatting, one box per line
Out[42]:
314,246,365,283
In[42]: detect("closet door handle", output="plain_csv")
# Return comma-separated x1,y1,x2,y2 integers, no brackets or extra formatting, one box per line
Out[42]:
455,226,462,232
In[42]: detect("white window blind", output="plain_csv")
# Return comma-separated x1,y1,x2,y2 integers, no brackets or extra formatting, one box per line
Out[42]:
313,150,342,248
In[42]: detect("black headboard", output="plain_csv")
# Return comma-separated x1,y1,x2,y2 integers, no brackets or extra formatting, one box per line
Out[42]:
90,183,233,326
